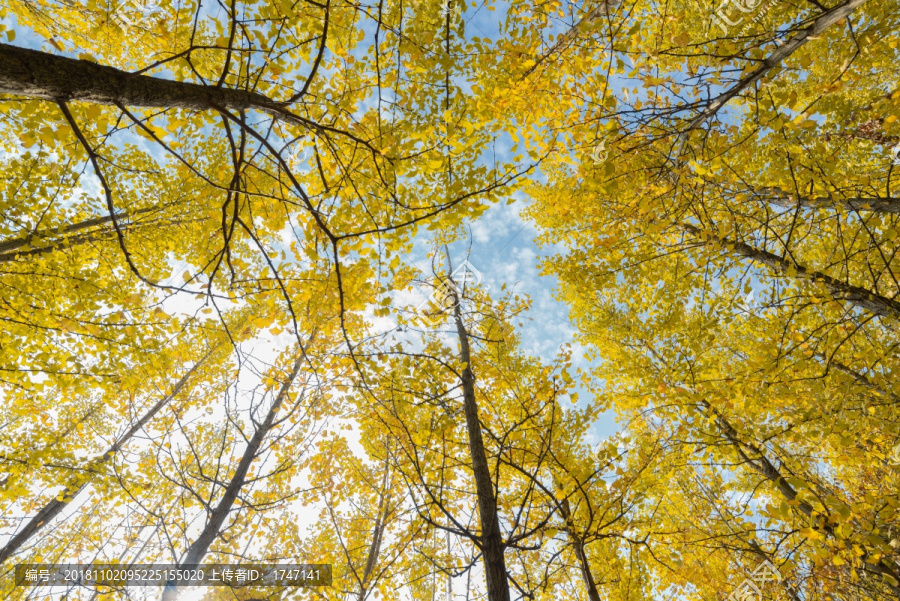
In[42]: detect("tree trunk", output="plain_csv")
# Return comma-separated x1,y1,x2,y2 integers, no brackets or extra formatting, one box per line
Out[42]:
161,354,304,600
757,188,900,215
357,455,391,601
559,499,602,601
519,0,620,81
704,400,900,593
669,0,866,160
0,352,211,565
682,0,866,133
0,216,203,263
0,43,305,126
0,211,129,254
451,297,511,601
681,223,900,319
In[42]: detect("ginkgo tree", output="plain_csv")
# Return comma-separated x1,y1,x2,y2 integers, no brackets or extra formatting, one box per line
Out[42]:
505,0,900,595
344,252,659,601
2,0,527,593
4,0,900,598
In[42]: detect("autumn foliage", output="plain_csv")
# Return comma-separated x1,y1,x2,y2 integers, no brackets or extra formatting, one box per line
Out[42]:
0,0,898,598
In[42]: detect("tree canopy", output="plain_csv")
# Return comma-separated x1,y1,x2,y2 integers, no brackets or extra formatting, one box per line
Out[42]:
1,0,898,598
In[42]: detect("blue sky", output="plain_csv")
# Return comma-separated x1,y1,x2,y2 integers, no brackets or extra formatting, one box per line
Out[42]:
430,197,620,441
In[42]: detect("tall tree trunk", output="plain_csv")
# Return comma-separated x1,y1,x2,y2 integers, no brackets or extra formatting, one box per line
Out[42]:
559,498,602,601
756,188,900,215
0,216,200,263
0,206,195,263
357,454,392,601
0,211,131,254
669,0,866,160
0,352,212,564
519,0,620,81
682,0,866,133
681,223,900,319
161,354,304,600
703,400,900,593
451,296,511,601
0,43,305,126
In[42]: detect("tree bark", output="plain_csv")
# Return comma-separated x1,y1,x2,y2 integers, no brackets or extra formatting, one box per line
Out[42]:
160,354,304,600
0,212,131,255
357,455,391,601
559,498,602,601
451,294,511,601
669,0,866,160
757,187,900,215
704,400,900,594
0,228,119,262
0,352,211,565
0,43,305,126
0,215,202,263
683,0,867,133
681,223,900,319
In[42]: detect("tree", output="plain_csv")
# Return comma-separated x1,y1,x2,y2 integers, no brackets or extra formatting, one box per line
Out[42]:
159,343,316,600
348,251,623,600
4,0,900,597
534,265,900,597
510,0,900,593
0,345,213,565
0,315,237,561
1,0,527,590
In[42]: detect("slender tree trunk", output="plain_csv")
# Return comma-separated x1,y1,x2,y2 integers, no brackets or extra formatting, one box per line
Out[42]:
0,216,203,263
0,43,305,126
519,0,620,80
451,297,511,601
0,228,114,263
757,188,900,215
559,499,602,601
0,207,161,255
0,352,211,564
161,354,304,600
682,0,866,133
704,401,900,593
357,455,391,601
681,223,900,319
669,0,866,160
